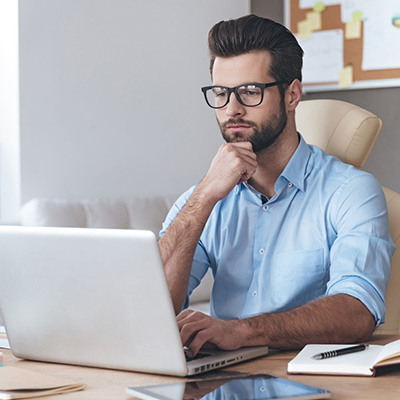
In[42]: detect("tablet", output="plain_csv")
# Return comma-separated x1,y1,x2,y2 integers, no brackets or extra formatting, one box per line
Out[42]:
126,374,331,400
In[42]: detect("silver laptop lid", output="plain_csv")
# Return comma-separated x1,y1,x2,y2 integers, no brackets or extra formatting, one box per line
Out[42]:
0,226,188,376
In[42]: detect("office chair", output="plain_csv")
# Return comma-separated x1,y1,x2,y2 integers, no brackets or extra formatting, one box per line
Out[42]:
296,99,400,335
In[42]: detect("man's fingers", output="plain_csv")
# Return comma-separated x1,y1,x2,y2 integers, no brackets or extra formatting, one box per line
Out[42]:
176,310,204,326
176,308,194,323
220,144,258,179
234,153,258,170
199,141,259,201
186,328,215,357
177,311,207,343
220,143,257,162
177,312,244,357
176,311,217,353
226,153,257,180
180,319,209,347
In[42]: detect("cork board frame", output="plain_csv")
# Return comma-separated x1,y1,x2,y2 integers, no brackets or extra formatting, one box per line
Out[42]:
284,0,400,92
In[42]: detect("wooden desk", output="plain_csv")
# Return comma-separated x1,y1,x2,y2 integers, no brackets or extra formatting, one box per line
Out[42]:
3,335,400,399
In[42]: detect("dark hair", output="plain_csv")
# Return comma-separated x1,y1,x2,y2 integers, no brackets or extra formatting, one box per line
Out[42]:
208,14,304,91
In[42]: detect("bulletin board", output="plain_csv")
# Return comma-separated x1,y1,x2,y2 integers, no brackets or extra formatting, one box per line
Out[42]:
284,0,400,92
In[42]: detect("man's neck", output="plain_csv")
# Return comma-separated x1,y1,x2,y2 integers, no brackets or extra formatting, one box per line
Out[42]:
248,128,300,199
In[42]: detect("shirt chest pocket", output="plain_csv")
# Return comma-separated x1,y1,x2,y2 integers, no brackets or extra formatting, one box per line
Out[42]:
270,249,326,310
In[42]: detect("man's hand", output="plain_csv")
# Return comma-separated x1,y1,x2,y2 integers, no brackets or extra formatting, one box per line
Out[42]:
177,309,247,357
198,142,257,202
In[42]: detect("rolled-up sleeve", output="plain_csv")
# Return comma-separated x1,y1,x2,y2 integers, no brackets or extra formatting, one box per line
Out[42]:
159,186,211,310
327,174,396,327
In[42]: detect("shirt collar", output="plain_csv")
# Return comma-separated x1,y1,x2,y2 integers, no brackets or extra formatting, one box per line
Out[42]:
280,133,311,192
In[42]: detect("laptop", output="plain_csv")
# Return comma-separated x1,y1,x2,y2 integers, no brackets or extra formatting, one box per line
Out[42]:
0,226,269,376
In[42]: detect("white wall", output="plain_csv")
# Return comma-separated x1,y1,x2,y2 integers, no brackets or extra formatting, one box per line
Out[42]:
0,0,20,222
19,0,249,204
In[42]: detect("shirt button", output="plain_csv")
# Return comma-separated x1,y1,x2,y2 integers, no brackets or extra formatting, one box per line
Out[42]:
259,248,265,255
288,182,293,187
263,204,269,211
252,291,257,297
260,387,265,392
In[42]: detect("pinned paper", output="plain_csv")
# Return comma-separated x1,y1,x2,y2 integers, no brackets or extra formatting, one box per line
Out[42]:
298,19,313,40
306,11,322,31
339,65,354,89
345,20,361,39
299,29,343,84
352,10,363,21
313,1,326,14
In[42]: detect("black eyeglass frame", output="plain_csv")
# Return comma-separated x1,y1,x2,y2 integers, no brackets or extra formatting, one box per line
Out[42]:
201,81,291,109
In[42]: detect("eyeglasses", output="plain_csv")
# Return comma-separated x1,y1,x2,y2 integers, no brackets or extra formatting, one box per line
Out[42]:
201,81,289,109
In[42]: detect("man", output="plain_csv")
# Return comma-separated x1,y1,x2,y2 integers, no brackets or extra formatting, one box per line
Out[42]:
158,15,395,357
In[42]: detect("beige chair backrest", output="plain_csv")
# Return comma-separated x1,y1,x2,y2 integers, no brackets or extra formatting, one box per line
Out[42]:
378,187,400,334
296,99,400,335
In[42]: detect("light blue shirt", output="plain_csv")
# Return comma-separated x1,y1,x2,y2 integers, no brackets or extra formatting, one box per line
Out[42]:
160,136,395,326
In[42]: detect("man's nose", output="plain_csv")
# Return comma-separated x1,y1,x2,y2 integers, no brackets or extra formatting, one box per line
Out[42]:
225,92,245,118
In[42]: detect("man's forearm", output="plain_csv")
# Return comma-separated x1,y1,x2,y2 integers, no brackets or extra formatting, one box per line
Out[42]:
177,294,376,357
241,294,376,349
159,186,217,314
159,142,258,314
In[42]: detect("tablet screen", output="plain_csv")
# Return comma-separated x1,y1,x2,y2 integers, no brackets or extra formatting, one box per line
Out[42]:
127,374,331,400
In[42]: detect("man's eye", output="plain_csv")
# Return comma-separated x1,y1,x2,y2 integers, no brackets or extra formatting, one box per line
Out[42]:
239,86,261,97
214,90,227,98
244,90,258,96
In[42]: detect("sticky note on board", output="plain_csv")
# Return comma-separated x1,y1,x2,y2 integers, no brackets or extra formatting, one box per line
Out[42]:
313,1,326,14
339,65,354,89
352,10,363,21
298,19,313,40
345,20,361,39
393,14,400,28
306,11,322,31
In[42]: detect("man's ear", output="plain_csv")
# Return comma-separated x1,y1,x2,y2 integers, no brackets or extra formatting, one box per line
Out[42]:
285,79,303,112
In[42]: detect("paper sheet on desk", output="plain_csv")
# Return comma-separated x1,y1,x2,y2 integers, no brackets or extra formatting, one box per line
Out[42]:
0,327,10,349
0,366,85,399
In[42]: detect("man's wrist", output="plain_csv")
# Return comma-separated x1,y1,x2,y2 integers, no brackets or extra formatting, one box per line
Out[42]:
236,315,273,347
193,181,222,208
233,317,257,347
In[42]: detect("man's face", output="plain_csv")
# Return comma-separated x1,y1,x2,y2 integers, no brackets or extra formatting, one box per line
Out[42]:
212,51,287,153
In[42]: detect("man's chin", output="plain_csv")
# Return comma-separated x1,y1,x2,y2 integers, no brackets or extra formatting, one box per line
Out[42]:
231,137,249,143
223,132,251,144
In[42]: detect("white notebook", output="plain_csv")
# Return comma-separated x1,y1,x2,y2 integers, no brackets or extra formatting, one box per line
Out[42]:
287,339,400,377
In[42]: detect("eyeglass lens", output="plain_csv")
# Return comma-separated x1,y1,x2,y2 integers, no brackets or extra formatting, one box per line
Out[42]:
206,84,263,108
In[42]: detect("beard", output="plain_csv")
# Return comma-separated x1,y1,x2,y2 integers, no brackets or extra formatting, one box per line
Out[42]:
218,98,287,153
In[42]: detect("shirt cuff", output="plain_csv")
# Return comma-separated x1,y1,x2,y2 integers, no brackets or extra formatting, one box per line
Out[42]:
327,275,386,327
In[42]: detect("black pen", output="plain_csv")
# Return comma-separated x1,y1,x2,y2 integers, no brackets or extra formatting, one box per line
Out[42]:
312,344,369,360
